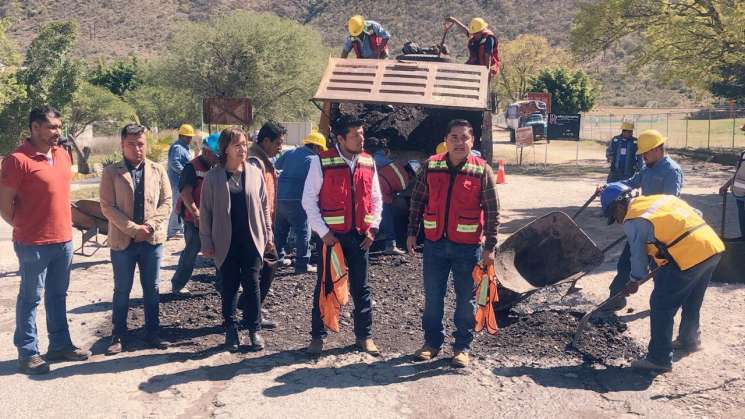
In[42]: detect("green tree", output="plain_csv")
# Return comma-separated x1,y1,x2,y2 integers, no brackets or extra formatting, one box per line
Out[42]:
157,11,330,123
496,35,574,104
570,0,745,99
0,21,81,153
89,57,142,97
66,82,136,173
125,84,200,129
529,68,596,114
0,19,23,110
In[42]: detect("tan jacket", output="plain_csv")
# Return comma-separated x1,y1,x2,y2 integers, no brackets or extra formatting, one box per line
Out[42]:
100,159,172,251
199,160,272,269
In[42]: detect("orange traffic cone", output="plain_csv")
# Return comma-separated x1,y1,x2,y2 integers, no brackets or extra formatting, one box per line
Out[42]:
496,159,506,184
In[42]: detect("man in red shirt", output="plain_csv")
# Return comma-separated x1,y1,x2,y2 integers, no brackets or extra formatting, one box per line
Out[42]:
0,107,91,375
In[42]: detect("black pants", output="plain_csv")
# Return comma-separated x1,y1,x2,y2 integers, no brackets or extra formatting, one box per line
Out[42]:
219,239,262,331
311,232,372,339
237,248,277,311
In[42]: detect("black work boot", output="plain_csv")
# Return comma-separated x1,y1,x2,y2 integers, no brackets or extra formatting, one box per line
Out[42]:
225,324,239,352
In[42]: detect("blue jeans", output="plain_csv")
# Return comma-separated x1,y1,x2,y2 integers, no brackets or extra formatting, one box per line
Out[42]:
422,239,481,352
379,203,396,248
647,254,721,367
274,200,311,271
111,242,163,336
170,221,201,291
736,199,745,238
13,241,74,359
167,179,182,237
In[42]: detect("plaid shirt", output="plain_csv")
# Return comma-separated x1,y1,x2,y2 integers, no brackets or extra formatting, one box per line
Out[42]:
408,157,501,251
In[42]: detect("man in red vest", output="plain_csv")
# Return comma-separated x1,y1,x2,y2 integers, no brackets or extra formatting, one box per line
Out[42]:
302,115,383,356
447,17,500,78
170,134,220,294
407,119,501,368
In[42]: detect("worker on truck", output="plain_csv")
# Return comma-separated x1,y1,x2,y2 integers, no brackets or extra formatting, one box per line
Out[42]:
600,183,723,372
447,17,500,77
341,15,391,59
606,121,641,182
597,129,684,311
407,119,501,368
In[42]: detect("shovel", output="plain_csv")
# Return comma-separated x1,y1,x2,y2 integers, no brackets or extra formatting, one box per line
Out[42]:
572,190,600,220
571,266,661,349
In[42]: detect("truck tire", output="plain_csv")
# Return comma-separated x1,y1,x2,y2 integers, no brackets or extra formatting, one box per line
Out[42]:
395,54,453,63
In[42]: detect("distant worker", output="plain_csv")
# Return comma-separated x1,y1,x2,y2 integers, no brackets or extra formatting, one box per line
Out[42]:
167,124,196,238
600,183,723,372
447,17,500,77
341,15,391,59
606,121,641,182
718,148,745,239
407,119,501,368
364,137,407,255
170,133,220,295
597,129,684,311
274,131,328,274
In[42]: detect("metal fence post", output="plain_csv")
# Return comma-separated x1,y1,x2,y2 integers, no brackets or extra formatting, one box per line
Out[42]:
685,117,689,148
707,108,712,149
733,115,737,149
666,113,670,140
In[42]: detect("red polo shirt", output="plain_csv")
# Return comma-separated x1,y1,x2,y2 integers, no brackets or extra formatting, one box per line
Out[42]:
0,140,72,245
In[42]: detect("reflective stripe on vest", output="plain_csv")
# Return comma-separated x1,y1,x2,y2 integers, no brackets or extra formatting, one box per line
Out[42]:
625,195,725,270
324,216,345,225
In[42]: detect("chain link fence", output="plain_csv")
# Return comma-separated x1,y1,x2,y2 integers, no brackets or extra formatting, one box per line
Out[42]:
581,108,745,150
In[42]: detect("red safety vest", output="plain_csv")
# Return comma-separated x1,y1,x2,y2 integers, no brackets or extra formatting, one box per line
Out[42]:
319,148,375,234
423,153,485,244
176,156,209,224
351,32,388,59
467,29,500,76
378,161,410,204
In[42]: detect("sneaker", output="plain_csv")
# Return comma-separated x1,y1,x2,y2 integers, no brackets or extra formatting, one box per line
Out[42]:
280,258,293,267
672,338,702,353
249,332,265,351
413,345,440,361
451,351,470,368
172,285,191,295
356,338,381,356
143,334,168,350
260,318,277,329
19,355,50,375
296,265,317,274
629,358,672,372
106,336,124,356
383,247,406,256
307,338,324,355
45,345,91,362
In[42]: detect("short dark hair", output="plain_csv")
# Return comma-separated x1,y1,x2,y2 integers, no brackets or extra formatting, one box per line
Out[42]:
120,123,146,140
28,106,61,130
256,121,287,143
364,137,387,154
218,126,247,166
446,119,473,136
333,115,364,138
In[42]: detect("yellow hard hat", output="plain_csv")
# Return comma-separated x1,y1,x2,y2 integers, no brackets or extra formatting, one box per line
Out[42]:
636,129,666,155
621,121,634,131
435,141,447,154
348,15,365,37
468,17,488,34
303,130,327,151
178,124,195,137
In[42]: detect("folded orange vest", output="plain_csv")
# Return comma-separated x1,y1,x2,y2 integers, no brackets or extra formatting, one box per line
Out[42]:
319,243,349,332
473,263,499,335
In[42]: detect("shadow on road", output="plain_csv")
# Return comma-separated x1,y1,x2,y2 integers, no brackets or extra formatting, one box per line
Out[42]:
493,364,658,393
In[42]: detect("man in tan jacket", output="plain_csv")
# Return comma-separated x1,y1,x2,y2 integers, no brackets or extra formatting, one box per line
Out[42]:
100,124,172,355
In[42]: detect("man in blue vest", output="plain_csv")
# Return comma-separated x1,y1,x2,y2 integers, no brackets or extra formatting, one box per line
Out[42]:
606,121,642,183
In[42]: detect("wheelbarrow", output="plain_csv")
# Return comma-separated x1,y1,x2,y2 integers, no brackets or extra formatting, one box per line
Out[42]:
711,194,745,283
71,199,108,256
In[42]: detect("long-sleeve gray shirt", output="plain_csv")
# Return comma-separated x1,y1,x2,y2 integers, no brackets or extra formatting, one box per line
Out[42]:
624,218,656,281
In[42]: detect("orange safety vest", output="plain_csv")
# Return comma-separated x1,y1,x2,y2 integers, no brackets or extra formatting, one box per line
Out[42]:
176,156,209,224
319,148,376,234
423,153,486,244
378,161,411,204
351,32,388,59
466,29,500,76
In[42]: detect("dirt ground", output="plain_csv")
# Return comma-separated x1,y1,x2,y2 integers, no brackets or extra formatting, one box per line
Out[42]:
0,135,744,418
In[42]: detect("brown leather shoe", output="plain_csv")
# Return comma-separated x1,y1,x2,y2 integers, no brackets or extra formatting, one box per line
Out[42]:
451,351,470,368
106,336,124,356
356,338,381,356
307,338,324,355
19,355,50,375
45,345,91,362
413,345,440,361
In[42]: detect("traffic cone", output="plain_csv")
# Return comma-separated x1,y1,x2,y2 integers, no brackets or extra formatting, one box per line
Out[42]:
496,159,506,184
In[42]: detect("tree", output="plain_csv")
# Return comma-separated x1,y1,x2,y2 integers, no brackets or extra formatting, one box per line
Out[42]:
571,0,745,99
0,19,23,110
0,21,81,154
157,11,330,124
89,57,142,97
496,35,574,104
66,82,136,173
529,68,596,114
125,84,200,129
